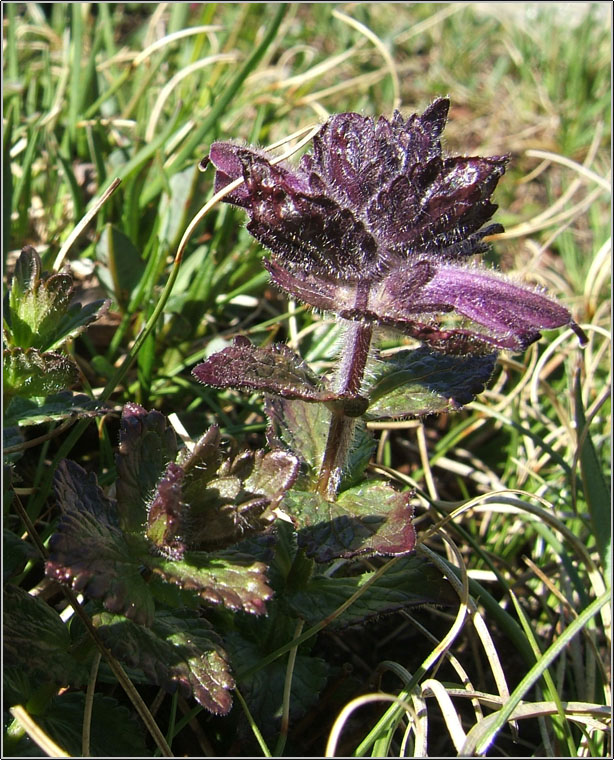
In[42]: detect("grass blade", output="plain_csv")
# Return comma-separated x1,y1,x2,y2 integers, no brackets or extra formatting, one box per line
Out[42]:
462,591,611,755
139,3,289,207
574,367,611,579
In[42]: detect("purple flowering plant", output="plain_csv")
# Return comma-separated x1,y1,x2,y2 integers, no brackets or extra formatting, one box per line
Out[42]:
195,97,585,500
16,99,586,723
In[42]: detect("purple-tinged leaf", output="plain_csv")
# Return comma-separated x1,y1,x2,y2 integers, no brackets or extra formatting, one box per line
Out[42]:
115,402,178,532
134,417,298,554
3,584,88,700
283,482,416,562
94,609,234,715
179,425,222,477
365,347,497,419
46,459,156,626
147,550,273,615
146,462,187,560
193,337,338,402
183,444,299,551
287,555,457,627
240,448,301,500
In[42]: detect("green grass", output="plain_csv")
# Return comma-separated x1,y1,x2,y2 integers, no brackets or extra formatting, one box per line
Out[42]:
3,3,611,757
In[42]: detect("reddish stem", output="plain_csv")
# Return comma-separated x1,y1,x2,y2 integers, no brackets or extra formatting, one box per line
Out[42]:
316,319,373,500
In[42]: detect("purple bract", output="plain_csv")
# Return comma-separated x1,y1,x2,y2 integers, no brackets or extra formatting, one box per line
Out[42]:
204,98,584,352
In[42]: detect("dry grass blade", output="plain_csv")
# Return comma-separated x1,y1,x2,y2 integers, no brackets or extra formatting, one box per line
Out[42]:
9,707,70,758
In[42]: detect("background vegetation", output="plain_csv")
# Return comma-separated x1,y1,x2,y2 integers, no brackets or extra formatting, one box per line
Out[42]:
3,2,611,756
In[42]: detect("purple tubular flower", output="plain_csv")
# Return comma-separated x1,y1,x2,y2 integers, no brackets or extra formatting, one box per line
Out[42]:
205,98,585,352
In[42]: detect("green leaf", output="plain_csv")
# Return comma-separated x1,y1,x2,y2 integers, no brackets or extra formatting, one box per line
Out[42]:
3,530,37,581
226,622,329,742
266,396,330,482
46,459,156,626
265,397,374,489
147,549,273,615
282,482,416,562
365,347,497,419
6,246,74,350
286,555,457,627
30,692,149,757
3,347,79,398
341,419,376,490
4,246,109,354
95,224,145,311
94,609,234,715
3,391,107,428
3,584,88,705
48,297,110,351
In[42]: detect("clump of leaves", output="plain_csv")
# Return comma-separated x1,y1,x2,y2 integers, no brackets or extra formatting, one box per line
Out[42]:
7,99,586,741
2,246,110,451
3,246,109,399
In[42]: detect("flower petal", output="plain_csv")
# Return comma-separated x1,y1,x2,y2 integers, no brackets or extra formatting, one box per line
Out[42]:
375,264,576,350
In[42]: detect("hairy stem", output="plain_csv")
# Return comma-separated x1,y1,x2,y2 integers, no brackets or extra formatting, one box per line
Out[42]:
317,319,373,500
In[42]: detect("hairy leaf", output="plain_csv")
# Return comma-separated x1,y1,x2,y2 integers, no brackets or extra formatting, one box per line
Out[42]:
5,245,110,354
365,347,498,419
115,402,178,532
3,347,78,397
146,462,187,559
179,424,222,478
46,459,156,626
286,555,457,626
193,336,338,402
147,550,273,615
185,448,299,550
265,396,374,488
6,246,73,350
94,609,234,715
265,396,330,481
283,482,416,562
